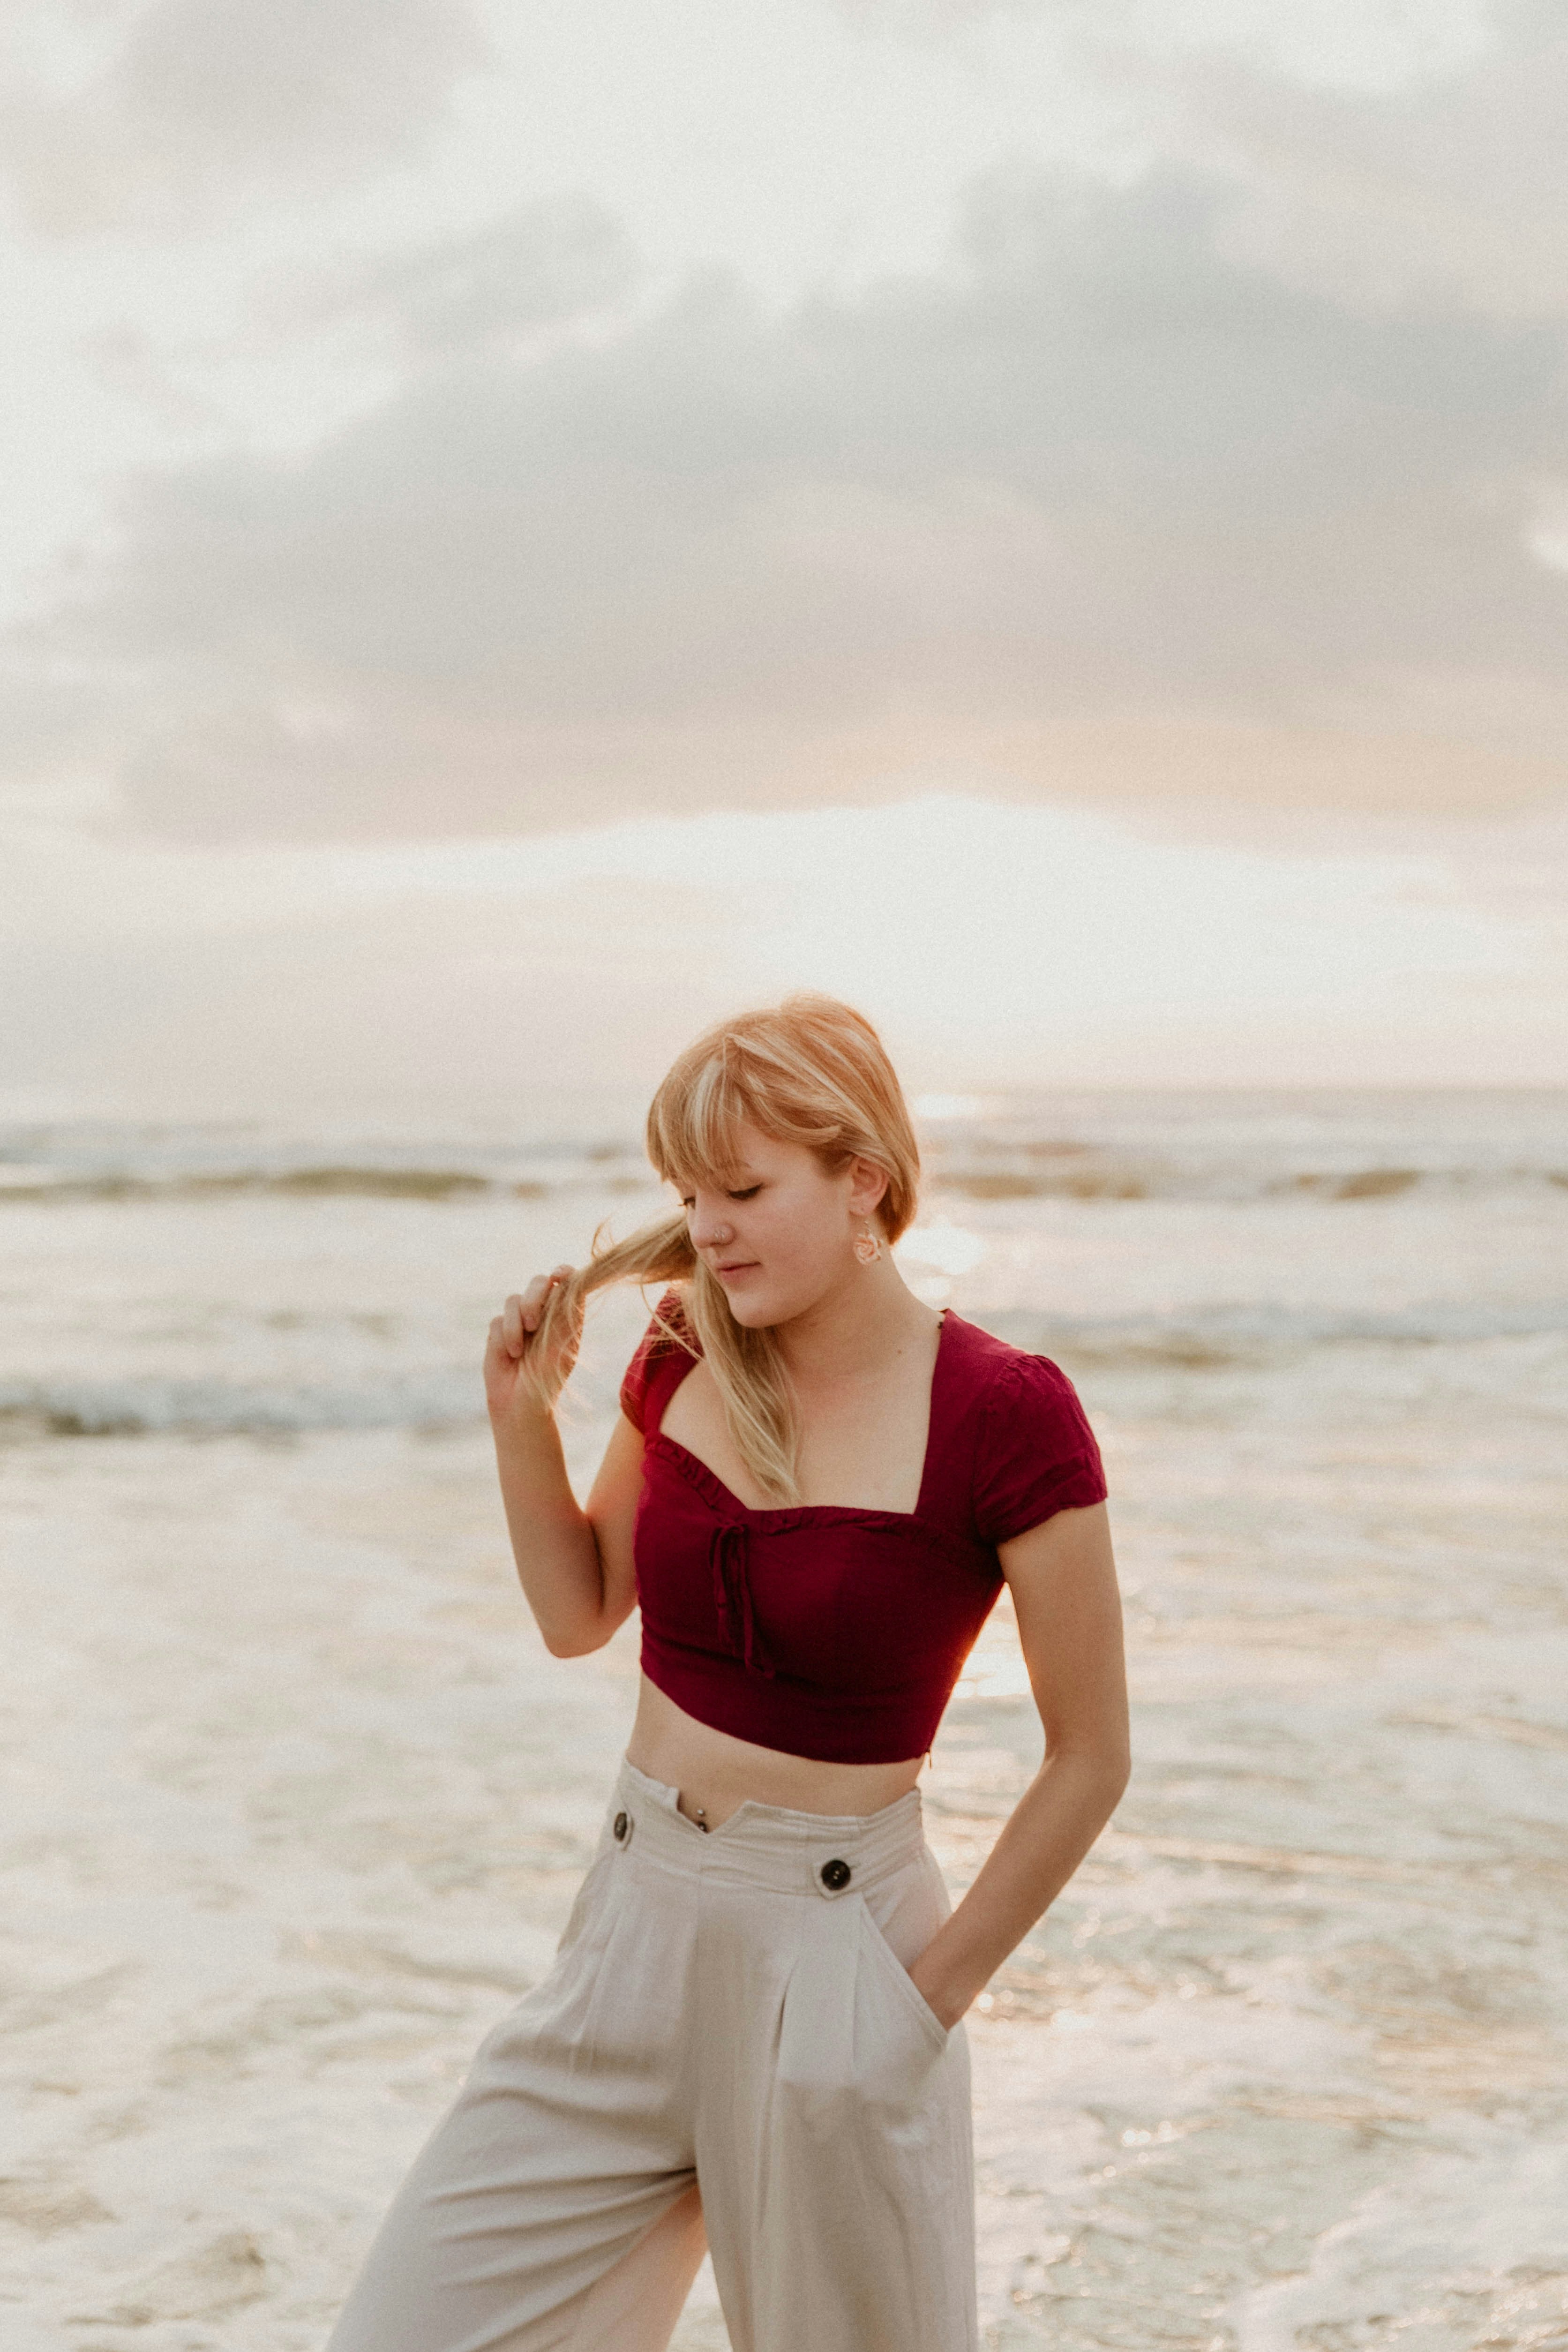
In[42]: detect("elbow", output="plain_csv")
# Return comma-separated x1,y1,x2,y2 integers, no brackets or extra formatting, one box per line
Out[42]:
1046,1736,1131,1812
541,1622,607,1659
1097,1732,1133,1807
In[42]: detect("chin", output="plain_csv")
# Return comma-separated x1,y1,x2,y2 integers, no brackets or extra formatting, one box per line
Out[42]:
721,1293,781,1330
719,1273,820,1331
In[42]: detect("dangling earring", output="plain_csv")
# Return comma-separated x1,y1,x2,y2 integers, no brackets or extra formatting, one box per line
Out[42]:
853,1223,883,1264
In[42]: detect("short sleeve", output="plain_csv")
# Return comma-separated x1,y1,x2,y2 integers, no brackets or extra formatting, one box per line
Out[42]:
618,1290,697,1434
972,1354,1107,1546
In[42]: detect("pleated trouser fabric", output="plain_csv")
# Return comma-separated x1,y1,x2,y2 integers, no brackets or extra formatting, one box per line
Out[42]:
325,1754,978,2352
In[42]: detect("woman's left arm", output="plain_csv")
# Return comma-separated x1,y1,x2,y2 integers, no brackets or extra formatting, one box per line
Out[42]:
906,1501,1131,2029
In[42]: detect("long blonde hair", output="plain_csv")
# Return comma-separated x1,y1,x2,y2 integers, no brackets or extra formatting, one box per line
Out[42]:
523,993,922,1502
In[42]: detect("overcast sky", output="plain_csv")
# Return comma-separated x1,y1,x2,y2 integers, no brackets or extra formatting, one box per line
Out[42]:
2,0,1565,1114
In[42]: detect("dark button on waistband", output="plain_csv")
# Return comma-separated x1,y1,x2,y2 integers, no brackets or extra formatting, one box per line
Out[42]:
819,1857,852,1891
613,1811,630,1843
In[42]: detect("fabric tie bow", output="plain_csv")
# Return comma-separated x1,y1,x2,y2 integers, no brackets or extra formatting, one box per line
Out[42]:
709,1521,776,1676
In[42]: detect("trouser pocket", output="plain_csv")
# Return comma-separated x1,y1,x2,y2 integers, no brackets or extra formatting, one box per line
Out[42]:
775,1849,954,2112
749,1850,977,2352
859,1893,951,2057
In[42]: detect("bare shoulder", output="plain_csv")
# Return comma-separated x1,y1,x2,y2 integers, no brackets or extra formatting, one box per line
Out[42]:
660,1354,755,1487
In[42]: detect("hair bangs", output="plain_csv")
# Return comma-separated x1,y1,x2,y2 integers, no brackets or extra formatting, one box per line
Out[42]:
645,1052,755,1196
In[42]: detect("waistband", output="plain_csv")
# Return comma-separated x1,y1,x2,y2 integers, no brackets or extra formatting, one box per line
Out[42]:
601,1753,930,1901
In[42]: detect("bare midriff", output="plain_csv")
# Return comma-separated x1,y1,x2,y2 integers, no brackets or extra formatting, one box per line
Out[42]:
625,1674,925,1832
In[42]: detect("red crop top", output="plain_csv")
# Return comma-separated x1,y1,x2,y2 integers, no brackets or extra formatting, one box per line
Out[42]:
618,1292,1108,1764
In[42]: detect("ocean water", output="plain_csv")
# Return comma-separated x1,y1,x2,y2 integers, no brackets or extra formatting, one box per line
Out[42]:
1,1090,1565,2351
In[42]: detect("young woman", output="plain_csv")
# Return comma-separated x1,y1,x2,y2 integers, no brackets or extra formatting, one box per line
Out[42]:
327,994,1129,2352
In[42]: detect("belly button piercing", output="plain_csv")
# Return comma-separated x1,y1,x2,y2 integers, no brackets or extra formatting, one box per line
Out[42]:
692,1805,708,1832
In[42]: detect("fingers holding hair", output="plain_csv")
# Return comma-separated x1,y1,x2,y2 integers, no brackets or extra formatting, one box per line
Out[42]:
509,1264,578,1345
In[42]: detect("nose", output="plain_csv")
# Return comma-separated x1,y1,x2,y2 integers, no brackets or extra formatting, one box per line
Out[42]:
687,1198,734,1251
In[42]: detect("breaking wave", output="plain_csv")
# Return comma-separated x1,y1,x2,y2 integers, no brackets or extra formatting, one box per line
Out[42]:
0,1156,1562,1209
0,1371,481,1443
926,1158,1560,1205
975,1301,1568,1372
8,1297,1563,1444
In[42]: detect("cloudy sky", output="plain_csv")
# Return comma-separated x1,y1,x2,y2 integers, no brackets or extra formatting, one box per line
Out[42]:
2,0,1565,1115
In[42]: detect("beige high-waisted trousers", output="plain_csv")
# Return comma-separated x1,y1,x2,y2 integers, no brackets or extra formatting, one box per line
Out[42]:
326,1754,977,2352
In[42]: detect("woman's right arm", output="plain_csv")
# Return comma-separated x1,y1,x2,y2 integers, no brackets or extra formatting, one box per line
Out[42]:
484,1266,643,1658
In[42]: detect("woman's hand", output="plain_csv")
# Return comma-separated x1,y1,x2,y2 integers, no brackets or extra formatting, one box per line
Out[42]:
905,1947,968,2032
484,1264,583,1431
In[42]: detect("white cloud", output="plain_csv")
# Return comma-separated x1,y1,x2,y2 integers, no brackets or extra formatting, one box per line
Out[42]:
285,197,643,360
11,158,1567,844
1524,481,1568,576
4,0,1568,859
0,0,489,233
838,3,1568,320
1115,4,1568,323
838,0,1494,93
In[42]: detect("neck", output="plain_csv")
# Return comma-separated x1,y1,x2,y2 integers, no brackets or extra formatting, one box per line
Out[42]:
772,1261,940,1387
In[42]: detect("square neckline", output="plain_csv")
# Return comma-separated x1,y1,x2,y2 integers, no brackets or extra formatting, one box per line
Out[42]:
648,1306,954,1527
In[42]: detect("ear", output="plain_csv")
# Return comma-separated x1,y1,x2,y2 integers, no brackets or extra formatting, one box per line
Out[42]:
845,1156,891,1220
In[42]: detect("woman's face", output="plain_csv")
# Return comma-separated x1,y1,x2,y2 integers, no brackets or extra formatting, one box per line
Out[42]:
676,1120,886,1330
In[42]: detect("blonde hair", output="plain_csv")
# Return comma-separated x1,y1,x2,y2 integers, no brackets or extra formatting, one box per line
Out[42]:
523,993,922,1502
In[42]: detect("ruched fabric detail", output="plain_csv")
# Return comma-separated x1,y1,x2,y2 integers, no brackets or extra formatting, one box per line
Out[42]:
709,1520,775,1677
